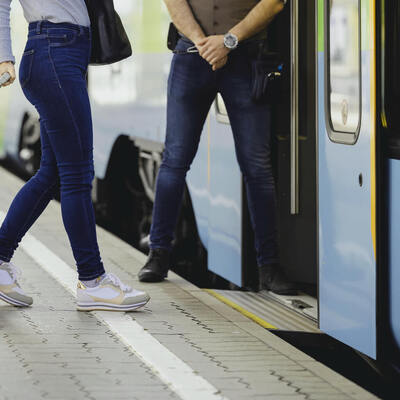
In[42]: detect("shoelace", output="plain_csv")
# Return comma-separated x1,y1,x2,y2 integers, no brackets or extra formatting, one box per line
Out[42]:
1,262,21,284
104,273,132,293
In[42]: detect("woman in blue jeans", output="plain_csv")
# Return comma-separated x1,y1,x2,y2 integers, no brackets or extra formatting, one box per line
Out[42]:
0,1,149,311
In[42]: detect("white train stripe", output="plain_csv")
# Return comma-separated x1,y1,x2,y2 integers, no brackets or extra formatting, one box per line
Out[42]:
0,211,227,400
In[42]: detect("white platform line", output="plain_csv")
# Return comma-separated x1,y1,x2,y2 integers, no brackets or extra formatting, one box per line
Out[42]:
0,211,227,400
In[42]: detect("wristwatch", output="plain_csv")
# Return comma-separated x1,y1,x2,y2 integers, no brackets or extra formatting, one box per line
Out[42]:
224,32,239,50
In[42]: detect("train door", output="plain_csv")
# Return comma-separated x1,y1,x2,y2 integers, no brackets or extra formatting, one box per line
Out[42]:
379,0,400,364
318,0,377,358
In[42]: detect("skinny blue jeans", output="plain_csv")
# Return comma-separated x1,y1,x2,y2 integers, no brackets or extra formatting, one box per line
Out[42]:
0,21,105,280
150,38,278,266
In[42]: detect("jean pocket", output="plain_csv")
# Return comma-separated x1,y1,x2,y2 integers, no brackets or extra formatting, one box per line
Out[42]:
48,29,78,47
19,49,35,88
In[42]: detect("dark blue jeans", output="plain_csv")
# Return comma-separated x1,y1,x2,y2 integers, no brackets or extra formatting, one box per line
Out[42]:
150,38,278,266
0,21,105,280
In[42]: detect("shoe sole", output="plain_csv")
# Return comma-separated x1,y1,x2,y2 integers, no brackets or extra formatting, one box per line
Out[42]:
76,299,149,312
0,291,32,307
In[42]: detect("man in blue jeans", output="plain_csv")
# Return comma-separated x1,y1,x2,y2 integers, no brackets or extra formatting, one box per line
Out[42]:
139,0,296,295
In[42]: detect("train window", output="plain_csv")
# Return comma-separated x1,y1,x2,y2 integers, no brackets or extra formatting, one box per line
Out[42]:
382,0,400,135
326,0,361,143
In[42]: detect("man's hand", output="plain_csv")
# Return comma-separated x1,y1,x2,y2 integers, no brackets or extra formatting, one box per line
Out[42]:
211,56,228,71
0,62,16,87
197,35,230,66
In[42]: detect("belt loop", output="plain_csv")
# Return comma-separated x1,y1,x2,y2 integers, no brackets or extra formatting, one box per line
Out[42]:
36,20,43,35
79,25,84,36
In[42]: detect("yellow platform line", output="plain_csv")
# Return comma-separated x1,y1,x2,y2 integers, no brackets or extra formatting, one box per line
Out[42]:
204,289,277,330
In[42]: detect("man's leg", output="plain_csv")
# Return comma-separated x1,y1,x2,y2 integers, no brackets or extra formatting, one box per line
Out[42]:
139,42,216,282
219,50,296,294
221,93,278,267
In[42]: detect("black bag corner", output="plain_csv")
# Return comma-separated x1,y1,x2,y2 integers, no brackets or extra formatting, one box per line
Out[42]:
84,0,132,66
167,23,179,51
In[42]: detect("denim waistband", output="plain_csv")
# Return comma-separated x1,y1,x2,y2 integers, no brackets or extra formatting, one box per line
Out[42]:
28,20,90,37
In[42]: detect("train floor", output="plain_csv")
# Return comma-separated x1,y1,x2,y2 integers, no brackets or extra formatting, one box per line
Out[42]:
0,166,379,400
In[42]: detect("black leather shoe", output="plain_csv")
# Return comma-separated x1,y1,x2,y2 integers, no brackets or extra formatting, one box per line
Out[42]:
258,264,297,295
138,249,170,282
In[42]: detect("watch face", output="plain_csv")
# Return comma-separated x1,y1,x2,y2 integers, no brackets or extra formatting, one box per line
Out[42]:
226,37,234,47
224,34,238,49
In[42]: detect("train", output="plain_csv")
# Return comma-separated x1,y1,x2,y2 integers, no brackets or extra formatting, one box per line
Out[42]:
0,0,399,376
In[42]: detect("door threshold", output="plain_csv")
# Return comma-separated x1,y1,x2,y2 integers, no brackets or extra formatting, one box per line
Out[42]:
206,289,319,332
259,291,318,322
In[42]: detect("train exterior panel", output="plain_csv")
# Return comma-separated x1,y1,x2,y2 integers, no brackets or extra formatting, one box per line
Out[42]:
318,0,377,358
206,107,243,286
388,160,400,350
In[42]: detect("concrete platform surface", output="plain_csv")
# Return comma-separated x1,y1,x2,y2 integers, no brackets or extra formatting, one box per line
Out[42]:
0,167,378,400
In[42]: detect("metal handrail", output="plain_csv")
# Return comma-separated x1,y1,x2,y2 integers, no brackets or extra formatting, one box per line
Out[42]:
290,0,299,215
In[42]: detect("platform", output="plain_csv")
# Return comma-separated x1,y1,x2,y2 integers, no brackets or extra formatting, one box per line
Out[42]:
0,167,378,400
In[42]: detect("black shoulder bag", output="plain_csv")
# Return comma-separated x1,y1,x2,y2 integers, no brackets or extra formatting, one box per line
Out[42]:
84,0,132,65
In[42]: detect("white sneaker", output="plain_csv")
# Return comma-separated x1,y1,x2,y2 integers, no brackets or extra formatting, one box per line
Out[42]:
76,272,150,311
0,262,33,307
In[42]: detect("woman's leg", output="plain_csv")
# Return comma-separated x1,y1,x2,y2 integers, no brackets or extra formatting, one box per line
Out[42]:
0,23,148,312
0,120,59,262
34,92,105,280
29,37,105,281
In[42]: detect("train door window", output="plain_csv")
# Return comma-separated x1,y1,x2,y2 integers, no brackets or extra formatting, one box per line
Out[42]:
382,0,400,137
326,0,361,144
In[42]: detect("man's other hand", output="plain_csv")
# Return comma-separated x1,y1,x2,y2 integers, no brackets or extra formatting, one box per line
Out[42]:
0,62,16,87
197,35,230,66
212,56,228,71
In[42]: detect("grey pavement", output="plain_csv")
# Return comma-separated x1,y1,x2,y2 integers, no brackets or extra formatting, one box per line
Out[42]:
0,167,379,400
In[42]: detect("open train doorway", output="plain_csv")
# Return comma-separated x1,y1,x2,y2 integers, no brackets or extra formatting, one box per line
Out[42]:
242,0,318,299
